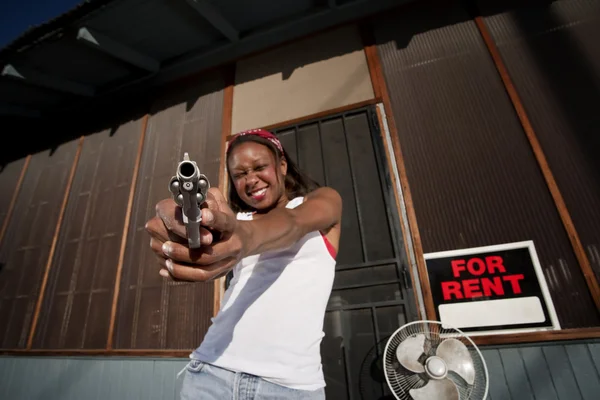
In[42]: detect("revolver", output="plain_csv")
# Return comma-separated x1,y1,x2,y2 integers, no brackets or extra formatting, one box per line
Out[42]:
168,153,210,249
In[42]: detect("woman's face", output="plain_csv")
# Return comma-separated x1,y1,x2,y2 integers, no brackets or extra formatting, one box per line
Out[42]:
228,141,288,210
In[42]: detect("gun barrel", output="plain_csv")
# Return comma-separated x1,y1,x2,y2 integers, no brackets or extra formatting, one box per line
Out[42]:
168,153,210,249
177,159,199,182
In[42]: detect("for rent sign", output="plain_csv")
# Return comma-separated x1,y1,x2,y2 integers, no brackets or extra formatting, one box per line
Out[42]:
424,241,560,336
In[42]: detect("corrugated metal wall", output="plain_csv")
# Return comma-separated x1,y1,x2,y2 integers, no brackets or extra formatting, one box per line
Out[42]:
477,0,600,283
0,69,226,352
32,118,144,350
113,73,225,350
0,140,81,349
373,0,599,327
1,339,599,399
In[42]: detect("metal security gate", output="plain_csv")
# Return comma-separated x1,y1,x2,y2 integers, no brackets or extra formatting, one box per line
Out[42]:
273,105,418,400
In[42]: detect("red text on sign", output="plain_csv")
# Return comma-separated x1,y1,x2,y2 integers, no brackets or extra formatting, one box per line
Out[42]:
441,274,525,300
451,256,506,278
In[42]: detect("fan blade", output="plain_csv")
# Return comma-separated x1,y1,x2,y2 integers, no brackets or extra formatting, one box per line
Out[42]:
436,338,475,385
409,378,460,400
396,333,426,373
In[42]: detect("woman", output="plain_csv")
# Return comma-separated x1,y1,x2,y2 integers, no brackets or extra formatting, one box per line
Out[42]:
145,129,342,399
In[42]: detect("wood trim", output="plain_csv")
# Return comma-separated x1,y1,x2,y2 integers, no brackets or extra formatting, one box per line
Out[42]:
226,98,381,139
106,114,149,350
218,65,235,191
1,349,191,358
361,26,384,100
214,64,235,317
473,328,600,346
27,136,85,349
359,23,437,320
375,105,424,319
0,155,31,244
474,17,600,314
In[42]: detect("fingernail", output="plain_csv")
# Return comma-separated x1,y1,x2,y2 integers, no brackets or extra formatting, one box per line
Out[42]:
159,269,169,278
162,242,171,255
204,210,214,224
166,259,174,274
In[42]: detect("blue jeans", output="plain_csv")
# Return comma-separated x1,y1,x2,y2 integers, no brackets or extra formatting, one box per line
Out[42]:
180,359,326,400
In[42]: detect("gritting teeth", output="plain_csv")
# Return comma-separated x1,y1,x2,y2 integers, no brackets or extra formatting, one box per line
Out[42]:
250,188,267,196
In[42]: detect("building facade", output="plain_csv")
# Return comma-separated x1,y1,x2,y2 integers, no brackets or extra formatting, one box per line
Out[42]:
1,0,599,399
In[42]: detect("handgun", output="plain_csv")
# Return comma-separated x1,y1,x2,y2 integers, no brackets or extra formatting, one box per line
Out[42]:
168,153,210,249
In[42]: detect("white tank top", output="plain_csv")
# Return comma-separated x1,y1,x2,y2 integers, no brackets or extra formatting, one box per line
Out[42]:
191,197,337,390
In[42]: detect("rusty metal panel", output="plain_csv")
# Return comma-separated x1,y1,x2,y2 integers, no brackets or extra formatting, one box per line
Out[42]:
114,74,224,349
479,0,600,282
0,140,80,348
374,0,599,327
30,118,143,349
0,158,27,235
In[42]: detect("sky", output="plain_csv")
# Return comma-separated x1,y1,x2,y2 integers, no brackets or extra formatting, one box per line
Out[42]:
0,0,83,48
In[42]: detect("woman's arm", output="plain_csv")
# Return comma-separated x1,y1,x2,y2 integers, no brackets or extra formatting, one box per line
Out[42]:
239,187,342,257
146,186,342,282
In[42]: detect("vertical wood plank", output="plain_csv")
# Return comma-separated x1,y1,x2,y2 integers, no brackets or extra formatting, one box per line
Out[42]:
26,136,85,349
86,359,104,400
481,349,512,400
214,65,235,317
565,344,600,400
519,346,559,400
473,15,600,314
0,357,16,399
588,343,600,377
107,114,149,350
542,345,583,400
361,25,383,100
499,348,535,400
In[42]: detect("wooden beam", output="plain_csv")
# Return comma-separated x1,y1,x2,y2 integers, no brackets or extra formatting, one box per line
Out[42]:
219,64,235,192
0,155,31,245
474,327,600,346
214,65,235,317
27,136,85,349
474,16,600,315
77,27,160,73
375,104,426,320
106,114,149,349
362,30,384,99
2,64,95,97
359,24,437,321
185,0,239,42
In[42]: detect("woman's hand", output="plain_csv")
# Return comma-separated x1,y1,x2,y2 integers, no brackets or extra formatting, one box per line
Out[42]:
145,188,248,282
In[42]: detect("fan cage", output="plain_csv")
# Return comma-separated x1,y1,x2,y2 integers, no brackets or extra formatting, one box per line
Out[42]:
383,320,489,400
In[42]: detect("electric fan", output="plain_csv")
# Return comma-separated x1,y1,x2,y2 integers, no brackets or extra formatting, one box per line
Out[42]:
383,320,489,400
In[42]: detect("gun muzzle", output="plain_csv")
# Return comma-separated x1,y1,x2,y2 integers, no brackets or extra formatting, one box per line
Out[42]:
168,153,210,249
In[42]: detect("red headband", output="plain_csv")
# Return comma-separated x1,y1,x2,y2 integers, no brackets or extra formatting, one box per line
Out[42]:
227,128,284,155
